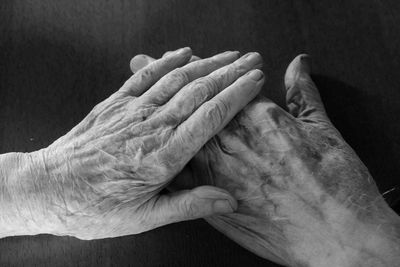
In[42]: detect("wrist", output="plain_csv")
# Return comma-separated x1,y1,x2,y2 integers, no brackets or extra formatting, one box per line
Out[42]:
0,150,68,238
291,202,400,267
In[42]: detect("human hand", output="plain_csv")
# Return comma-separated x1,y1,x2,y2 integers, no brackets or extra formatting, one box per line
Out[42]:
132,53,400,267
2,48,266,240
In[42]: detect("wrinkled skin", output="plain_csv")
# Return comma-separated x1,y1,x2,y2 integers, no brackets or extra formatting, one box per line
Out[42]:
131,54,400,266
0,48,266,239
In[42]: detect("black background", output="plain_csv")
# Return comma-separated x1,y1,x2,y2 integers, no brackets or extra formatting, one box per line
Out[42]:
1,0,400,266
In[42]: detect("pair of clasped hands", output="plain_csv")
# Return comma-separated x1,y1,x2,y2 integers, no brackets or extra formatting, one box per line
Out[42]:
18,48,400,266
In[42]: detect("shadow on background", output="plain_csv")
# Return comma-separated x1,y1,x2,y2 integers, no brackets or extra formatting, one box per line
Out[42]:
0,29,133,153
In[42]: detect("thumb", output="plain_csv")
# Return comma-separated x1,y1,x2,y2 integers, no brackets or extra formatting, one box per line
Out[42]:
284,54,330,124
149,185,237,227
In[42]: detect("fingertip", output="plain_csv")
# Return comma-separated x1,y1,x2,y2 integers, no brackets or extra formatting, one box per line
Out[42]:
213,199,236,214
243,69,265,97
189,55,201,62
162,51,172,57
284,54,328,121
246,69,265,82
167,47,192,58
284,53,312,89
192,185,238,213
130,54,155,73
211,51,241,63
162,47,192,57
239,52,263,69
161,47,192,67
223,194,238,212
180,46,192,55
252,52,263,64
299,54,312,74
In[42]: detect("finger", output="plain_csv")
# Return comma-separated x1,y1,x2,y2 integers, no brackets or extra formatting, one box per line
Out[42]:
139,51,240,105
130,54,155,74
130,54,201,74
164,50,200,63
171,69,265,161
189,55,201,62
160,52,263,125
148,186,237,227
162,51,174,57
119,47,192,96
285,54,330,124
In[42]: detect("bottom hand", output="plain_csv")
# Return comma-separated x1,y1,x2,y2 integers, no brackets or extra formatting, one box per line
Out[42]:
131,52,400,267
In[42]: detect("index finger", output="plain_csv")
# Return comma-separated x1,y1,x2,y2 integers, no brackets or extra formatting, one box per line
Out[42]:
119,47,192,97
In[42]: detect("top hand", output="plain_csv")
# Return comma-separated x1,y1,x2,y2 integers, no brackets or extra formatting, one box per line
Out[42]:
0,48,265,239
132,53,400,267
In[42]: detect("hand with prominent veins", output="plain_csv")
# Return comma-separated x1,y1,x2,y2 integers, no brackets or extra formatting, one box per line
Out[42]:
0,47,265,240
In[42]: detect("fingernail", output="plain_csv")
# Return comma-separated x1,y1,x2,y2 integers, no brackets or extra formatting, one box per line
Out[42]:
130,54,153,72
221,51,232,55
241,52,262,66
247,69,264,81
174,47,191,56
215,51,240,60
299,54,311,74
242,52,253,58
221,50,240,57
213,199,235,213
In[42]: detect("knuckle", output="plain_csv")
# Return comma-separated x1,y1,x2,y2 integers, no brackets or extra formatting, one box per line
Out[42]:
183,128,196,143
212,68,231,85
208,57,219,68
204,99,229,125
169,68,189,84
187,78,216,104
177,122,198,145
181,196,198,218
139,66,155,80
192,76,219,97
162,111,181,125
200,76,220,90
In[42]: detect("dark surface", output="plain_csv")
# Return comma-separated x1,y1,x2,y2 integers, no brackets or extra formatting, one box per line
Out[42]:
1,0,400,266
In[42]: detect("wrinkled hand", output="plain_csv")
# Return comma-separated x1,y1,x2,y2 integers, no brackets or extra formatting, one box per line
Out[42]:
132,54,400,267
26,48,266,240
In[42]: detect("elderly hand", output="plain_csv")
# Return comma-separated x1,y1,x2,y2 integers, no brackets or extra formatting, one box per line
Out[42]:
132,53,400,267
0,48,266,240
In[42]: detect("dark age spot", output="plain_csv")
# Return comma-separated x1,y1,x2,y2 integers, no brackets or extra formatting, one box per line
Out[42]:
302,144,322,162
319,194,327,203
326,136,339,147
297,194,326,221
315,173,341,196
266,105,285,127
